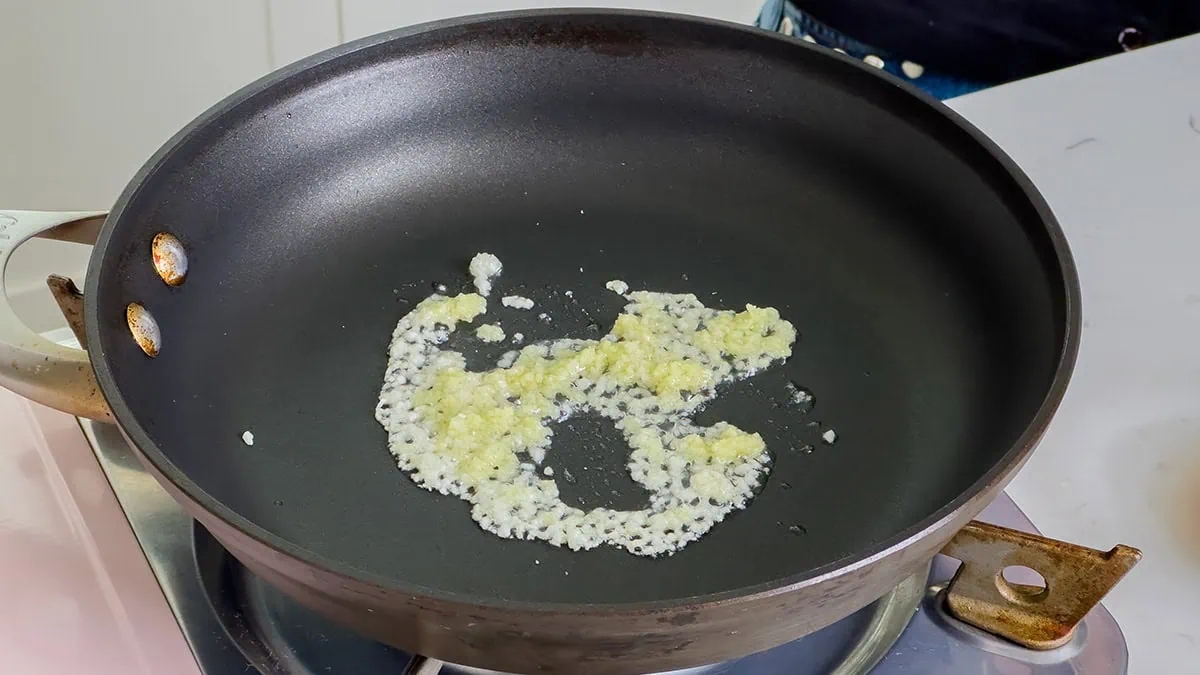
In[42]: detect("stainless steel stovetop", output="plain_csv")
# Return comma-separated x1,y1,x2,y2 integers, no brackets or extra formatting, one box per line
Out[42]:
80,419,1129,674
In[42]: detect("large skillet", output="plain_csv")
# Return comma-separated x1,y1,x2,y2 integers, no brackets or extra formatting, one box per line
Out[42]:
0,10,1106,674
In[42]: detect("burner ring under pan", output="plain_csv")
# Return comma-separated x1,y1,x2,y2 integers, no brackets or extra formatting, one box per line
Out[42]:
194,523,927,675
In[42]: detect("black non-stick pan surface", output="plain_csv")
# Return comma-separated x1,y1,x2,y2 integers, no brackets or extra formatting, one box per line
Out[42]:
86,11,1070,612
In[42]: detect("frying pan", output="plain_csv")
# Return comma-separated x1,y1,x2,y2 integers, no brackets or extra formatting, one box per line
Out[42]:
0,10,1080,674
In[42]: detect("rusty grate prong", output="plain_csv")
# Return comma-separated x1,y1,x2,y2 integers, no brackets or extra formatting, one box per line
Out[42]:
941,520,1141,650
46,274,87,349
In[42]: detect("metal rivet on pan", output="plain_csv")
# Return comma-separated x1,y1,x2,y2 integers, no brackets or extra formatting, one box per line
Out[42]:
126,303,161,357
780,16,794,36
151,232,187,286
864,54,885,69
901,60,925,79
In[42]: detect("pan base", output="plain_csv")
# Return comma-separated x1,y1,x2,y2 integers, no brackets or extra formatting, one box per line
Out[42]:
80,418,1126,675
195,524,923,675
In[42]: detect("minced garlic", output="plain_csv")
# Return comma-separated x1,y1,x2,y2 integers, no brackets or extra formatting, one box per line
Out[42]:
475,323,505,343
375,269,797,557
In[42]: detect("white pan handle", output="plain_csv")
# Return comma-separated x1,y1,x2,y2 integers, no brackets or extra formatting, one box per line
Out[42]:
0,210,113,421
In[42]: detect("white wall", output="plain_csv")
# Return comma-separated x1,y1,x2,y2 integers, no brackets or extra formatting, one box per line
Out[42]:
1,0,275,332
339,1,762,40
0,0,760,332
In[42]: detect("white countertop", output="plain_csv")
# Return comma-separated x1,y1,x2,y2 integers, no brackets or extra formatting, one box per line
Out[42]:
2,18,1198,675
947,34,1200,674
0,393,199,675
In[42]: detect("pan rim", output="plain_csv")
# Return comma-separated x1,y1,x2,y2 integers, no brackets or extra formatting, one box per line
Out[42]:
84,8,1081,615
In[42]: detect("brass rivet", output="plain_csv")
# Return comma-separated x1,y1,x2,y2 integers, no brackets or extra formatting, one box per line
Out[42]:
151,232,187,286
126,303,161,357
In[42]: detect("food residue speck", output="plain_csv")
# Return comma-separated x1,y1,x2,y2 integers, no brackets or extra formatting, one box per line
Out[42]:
502,295,534,310
605,280,629,295
468,252,503,296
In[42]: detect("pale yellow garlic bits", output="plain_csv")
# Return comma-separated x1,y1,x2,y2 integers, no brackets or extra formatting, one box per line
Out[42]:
375,262,796,557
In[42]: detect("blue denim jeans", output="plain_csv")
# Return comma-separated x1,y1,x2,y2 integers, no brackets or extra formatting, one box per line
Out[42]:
755,0,991,100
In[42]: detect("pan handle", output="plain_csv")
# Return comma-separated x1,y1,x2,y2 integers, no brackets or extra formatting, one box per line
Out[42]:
0,210,112,421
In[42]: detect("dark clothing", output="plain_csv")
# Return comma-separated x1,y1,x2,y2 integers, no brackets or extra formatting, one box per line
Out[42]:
757,2,990,99
792,0,1200,80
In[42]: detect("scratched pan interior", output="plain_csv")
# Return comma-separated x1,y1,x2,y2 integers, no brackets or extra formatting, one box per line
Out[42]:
87,12,1068,606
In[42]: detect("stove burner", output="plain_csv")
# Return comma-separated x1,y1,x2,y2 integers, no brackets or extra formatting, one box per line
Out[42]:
194,525,926,674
